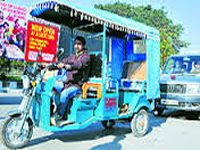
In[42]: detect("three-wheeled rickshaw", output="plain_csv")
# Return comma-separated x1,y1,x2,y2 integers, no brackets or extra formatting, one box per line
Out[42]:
1,1,160,149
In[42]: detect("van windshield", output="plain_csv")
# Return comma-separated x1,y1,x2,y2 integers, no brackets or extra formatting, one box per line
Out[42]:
163,56,200,74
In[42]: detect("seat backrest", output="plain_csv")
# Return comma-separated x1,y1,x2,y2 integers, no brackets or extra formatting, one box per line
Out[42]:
89,54,102,77
121,62,143,79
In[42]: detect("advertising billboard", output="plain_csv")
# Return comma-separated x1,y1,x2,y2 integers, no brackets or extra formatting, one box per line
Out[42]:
0,1,27,60
25,21,59,63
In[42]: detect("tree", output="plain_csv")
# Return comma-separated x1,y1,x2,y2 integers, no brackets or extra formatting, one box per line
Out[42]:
0,57,24,80
94,3,189,67
0,57,11,80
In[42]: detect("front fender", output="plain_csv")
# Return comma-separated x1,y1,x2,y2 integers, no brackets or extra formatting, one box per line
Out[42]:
134,101,152,113
7,110,23,117
7,110,34,126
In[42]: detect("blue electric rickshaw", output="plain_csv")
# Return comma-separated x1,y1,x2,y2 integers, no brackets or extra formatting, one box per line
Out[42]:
1,1,160,149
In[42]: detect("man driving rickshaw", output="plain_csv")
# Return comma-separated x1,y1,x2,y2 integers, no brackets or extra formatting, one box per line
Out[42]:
51,36,90,126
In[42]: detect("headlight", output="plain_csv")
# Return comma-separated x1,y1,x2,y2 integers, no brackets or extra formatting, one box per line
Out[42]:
186,84,199,94
22,75,30,89
32,81,36,87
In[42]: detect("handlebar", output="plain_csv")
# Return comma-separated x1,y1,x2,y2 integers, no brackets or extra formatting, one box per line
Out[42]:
48,64,59,71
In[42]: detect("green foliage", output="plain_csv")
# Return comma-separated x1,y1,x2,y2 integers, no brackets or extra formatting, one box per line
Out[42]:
94,2,190,67
6,76,22,81
0,58,24,81
0,58,11,80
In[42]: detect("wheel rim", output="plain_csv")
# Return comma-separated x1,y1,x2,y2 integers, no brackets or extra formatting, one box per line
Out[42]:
135,112,148,134
107,120,113,127
5,117,30,146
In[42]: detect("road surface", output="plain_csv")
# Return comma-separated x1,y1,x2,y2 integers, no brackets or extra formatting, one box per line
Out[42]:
0,93,200,150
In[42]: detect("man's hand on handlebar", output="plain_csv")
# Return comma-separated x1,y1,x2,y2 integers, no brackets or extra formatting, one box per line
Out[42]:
57,63,65,69
65,64,71,70
57,63,71,70
48,64,58,70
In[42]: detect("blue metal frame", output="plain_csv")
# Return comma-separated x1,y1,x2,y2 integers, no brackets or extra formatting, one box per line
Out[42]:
102,23,107,87
69,29,74,55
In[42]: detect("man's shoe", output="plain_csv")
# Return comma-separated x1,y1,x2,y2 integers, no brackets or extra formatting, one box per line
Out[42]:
50,113,60,126
56,120,74,126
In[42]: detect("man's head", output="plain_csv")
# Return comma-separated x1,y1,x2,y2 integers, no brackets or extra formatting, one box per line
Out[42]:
74,36,86,53
15,19,19,27
0,10,3,20
194,61,200,68
3,22,9,31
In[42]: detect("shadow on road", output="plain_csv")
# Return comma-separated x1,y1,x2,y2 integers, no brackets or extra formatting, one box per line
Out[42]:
26,114,168,149
147,110,200,135
148,113,167,134
90,134,126,150
0,116,6,120
27,124,130,149
161,110,200,121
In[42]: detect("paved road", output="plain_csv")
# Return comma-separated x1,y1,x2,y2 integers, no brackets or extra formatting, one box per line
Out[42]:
0,93,23,105
1,93,200,150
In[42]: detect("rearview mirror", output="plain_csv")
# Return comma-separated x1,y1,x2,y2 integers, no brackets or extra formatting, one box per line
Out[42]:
56,48,64,58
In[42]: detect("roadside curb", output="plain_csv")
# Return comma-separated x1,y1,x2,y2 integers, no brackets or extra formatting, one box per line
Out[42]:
0,88,23,94
0,81,23,94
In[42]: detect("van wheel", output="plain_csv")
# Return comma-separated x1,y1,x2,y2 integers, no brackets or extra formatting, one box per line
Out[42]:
154,108,164,116
131,109,149,137
101,120,115,129
185,112,199,120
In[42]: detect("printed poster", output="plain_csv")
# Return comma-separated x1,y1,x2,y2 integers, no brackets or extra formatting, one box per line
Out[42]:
25,21,59,63
0,1,27,60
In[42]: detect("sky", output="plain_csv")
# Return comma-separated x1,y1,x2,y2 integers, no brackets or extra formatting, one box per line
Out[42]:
5,0,200,51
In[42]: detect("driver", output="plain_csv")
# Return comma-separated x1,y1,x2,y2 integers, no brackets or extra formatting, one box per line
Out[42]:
51,36,90,126
191,61,200,73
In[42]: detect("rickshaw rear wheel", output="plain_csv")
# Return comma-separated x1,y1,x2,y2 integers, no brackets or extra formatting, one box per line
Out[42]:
131,109,149,137
101,120,115,129
1,115,33,149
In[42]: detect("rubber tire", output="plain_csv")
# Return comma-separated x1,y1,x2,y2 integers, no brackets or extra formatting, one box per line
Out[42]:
1,116,33,149
185,112,199,120
101,120,116,129
131,109,149,137
154,108,164,116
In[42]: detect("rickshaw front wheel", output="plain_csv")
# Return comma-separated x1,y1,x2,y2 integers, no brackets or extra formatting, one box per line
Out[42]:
131,109,149,137
101,120,115,129
1,115,33,149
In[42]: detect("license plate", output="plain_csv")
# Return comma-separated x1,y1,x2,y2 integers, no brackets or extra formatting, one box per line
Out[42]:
161,99,179,105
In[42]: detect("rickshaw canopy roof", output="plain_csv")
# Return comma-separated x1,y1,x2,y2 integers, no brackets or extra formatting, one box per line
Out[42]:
30,0,160,100
30,0,159,38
